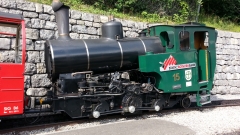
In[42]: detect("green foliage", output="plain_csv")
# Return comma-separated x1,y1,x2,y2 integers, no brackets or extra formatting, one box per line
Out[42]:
202,0,240,24
28,0,240,32
173,1,189,22
87,0,202,23
199,14,240,32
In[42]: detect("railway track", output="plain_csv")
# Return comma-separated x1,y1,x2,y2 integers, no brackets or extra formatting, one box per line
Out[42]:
1,99,240,135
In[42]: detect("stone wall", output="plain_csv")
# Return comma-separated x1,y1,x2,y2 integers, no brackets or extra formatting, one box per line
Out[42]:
212,31,240,94
0,0,240,95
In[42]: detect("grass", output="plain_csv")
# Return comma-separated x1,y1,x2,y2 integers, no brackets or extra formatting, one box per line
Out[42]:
29,0,164,23
199,15,240,32
29,0,240,32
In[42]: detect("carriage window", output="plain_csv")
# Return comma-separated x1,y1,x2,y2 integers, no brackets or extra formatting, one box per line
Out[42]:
0,25,22,63
179,31,190,51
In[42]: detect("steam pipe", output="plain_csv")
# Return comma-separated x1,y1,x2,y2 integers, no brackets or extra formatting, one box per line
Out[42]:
52,0,71,40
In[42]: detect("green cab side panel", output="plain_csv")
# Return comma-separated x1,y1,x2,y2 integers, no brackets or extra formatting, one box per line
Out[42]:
139,22,217,93
139,52,199,93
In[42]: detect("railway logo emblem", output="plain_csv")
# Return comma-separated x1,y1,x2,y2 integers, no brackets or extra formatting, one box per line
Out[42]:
163,55,177,70
185,70,192,80
160,55,196,72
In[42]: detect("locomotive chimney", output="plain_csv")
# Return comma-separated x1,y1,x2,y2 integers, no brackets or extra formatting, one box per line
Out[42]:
52,0,71,40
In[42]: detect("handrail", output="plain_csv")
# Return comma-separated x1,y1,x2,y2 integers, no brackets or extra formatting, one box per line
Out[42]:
194,51,199,82
207,50,211,80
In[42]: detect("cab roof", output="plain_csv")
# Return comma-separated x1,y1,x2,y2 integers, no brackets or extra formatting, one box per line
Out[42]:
148,22,215,29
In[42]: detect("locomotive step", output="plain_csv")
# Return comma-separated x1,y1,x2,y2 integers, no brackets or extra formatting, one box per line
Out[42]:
200,101,211,105
196,93,211,106
199,81,208,84
198,81,209,87
200,94,211,98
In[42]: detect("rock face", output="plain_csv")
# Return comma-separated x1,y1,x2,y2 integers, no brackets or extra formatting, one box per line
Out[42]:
0,0,240,96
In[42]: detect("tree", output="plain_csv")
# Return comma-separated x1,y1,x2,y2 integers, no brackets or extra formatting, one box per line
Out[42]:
202,0,240,23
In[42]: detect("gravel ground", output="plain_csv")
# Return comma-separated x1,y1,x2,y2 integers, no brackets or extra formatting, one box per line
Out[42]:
156,106,240,135
3,94,240,135
16,106,239,135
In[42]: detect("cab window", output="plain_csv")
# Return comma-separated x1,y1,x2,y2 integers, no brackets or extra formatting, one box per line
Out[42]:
194,31,209,50
160,32,170,47
179,31,190,51
160,31,174,49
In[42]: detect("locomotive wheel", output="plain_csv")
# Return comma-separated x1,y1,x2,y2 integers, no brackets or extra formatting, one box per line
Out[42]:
152,99,165,111
122,94,142,113
180,96,191,109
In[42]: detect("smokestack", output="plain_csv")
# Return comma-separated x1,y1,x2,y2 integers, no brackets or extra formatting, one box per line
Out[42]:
52,0,71,40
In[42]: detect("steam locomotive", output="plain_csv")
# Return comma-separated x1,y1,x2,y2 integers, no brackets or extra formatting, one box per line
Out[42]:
0,0,217,119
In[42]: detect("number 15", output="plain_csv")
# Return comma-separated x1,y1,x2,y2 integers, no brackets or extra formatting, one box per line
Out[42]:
173,73,180,81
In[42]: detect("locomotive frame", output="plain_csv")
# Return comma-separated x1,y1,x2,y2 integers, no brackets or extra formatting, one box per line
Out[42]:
0,0,217,119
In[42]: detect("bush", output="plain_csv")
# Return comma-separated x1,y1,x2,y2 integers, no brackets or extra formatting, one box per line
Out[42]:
202,0,240,24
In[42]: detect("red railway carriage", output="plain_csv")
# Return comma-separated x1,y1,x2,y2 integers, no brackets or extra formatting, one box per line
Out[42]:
0,12,26,116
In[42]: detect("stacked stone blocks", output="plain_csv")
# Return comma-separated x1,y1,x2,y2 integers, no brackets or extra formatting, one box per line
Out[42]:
212,30,240,94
